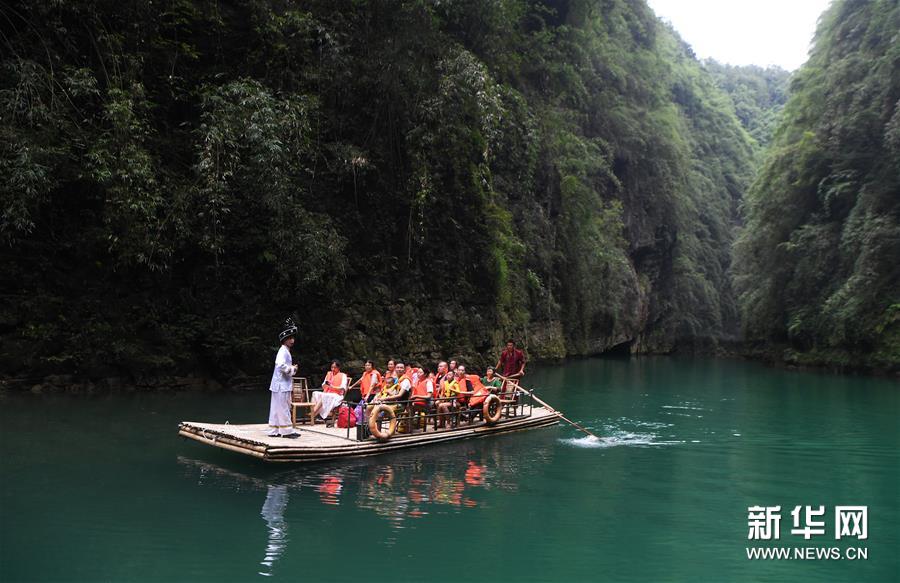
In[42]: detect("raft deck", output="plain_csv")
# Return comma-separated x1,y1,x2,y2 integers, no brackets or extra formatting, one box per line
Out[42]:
179,406,561,463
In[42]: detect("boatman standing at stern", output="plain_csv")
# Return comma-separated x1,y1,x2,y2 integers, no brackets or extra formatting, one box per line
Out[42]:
268,317,300,438
496,338,526,380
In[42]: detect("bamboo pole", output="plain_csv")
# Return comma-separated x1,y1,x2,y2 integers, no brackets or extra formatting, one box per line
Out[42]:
498,374,601,440
179,429,267,458
179,424,269,452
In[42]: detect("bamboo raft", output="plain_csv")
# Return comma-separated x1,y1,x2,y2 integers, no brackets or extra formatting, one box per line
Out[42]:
179,405,562,463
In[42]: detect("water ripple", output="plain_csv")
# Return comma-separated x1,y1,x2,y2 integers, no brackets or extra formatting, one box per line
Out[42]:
559,431,681,448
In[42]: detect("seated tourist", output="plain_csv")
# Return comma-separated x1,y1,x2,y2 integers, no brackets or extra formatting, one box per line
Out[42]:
467,374,491,421
482,366,503,393
435,361,451,386
435,372,460,428
453,365,475,408
365,359,397,407
311,360,348,423
384,359,397,382
409,364,423,385
367,361,409,430
391,362,413,402
359,360,383,404
371,362,411,410
379,374,398,397
410,368,435,429
378,362,413,432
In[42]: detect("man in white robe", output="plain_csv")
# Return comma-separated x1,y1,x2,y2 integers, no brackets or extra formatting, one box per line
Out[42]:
268,318,300,438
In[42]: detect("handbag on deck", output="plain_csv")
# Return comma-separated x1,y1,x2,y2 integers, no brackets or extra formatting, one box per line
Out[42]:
336,404,357,428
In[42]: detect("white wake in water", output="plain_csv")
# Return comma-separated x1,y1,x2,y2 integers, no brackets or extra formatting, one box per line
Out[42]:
560,431,665,449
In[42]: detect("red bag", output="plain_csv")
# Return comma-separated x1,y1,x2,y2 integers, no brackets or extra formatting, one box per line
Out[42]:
337,404,357,428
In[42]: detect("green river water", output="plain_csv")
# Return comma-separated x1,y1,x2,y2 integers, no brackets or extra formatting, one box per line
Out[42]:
1,356,898,582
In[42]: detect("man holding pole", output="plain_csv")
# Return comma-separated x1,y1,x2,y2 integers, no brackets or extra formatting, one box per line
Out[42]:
495,339,526,380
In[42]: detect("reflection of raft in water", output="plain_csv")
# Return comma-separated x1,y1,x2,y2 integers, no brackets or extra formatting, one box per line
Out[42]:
178,390,562,463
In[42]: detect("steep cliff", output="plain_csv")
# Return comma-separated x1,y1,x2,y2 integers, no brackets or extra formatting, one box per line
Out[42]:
733,0,900,372
1,0,756,380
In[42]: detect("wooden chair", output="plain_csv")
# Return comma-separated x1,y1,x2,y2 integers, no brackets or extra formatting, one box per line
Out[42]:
290,377,315,427
499,379,520,417
408,400,429,432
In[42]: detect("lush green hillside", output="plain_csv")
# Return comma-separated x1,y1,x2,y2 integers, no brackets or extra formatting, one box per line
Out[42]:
703,60,790,151
733,0,900,371
1,0,755,381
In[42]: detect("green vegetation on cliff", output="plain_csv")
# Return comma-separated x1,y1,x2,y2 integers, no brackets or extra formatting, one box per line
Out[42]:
733,0,900,371
1,0,755,379
703,60,790,151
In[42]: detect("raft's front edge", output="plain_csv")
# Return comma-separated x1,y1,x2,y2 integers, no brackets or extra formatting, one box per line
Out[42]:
178,412,561,463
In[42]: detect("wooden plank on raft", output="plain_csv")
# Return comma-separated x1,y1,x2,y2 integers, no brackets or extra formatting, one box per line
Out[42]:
263,420,563,462
265,416,561,460
178,406,562,463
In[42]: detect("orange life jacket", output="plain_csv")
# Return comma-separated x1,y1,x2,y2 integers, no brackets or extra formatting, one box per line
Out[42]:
468,375,490,407
412,378,432,403
397,372,412,392
360,370,382,398
455,376,474,404
324,371,347,394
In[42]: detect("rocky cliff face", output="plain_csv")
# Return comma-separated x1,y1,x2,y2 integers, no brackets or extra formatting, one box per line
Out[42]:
733,0,900,373
1,0,755,382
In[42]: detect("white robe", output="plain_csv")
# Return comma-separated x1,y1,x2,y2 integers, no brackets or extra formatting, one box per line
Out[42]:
268,391,294,433
268,345,297,435
269,345,294,393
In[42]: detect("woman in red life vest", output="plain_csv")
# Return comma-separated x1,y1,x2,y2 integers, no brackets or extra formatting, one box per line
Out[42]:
383,359,397,383
311,360,348,422
359,360,383,404
409,364,423,386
